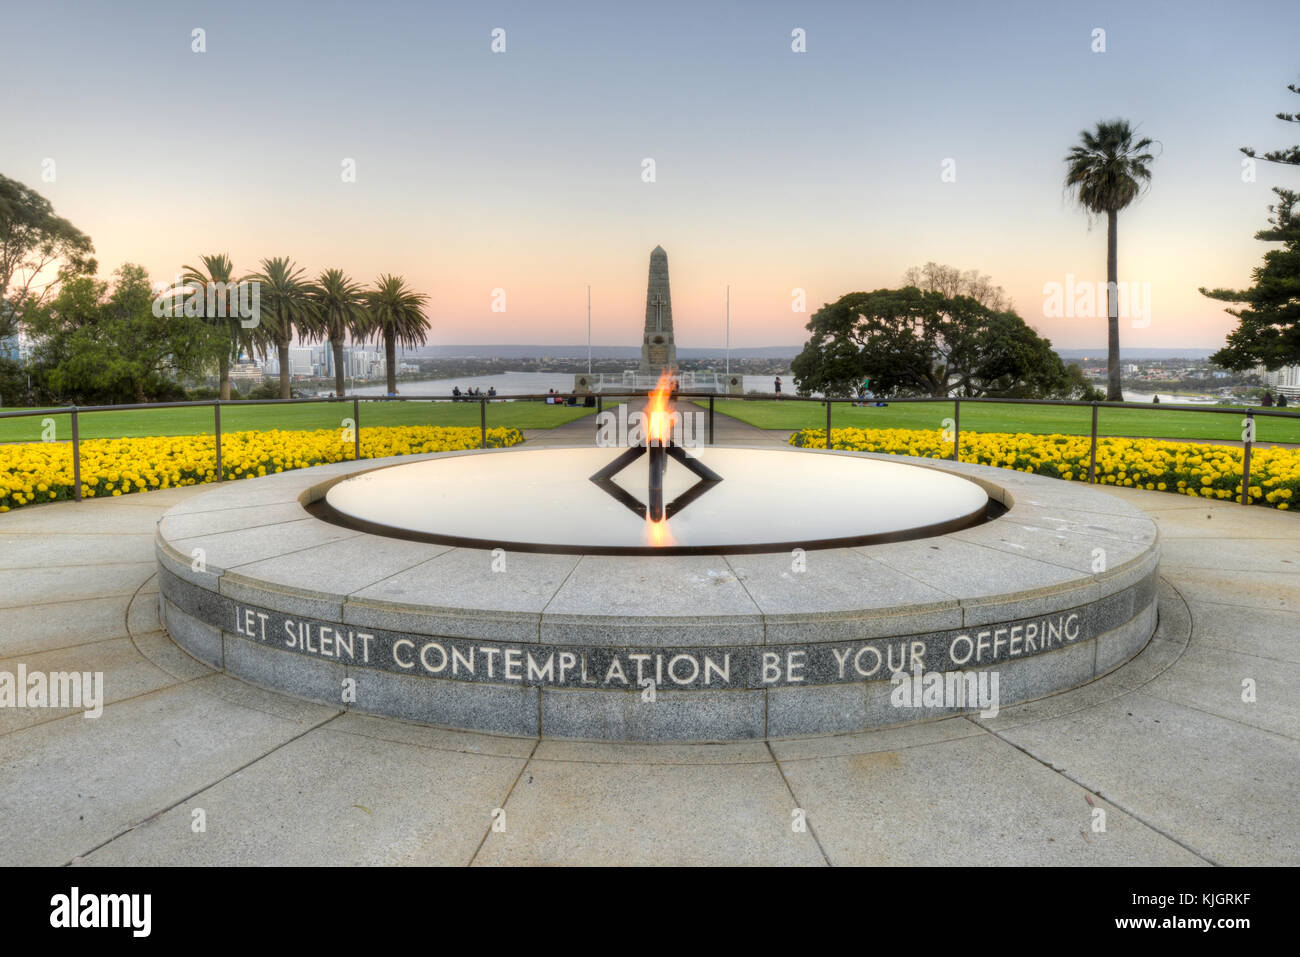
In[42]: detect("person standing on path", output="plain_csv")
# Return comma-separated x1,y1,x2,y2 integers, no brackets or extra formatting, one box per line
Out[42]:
774,376,782,395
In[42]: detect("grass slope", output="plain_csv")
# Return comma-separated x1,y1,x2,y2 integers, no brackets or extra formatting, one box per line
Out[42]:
702,399,1300,444
0,399,597,441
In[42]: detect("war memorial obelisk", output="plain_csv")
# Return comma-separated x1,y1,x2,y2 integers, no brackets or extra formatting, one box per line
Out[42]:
638,245,678,375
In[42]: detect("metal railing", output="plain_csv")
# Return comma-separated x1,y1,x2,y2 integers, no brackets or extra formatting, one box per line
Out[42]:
2,391,1297,507
795,394,1299,507
586,370,732,392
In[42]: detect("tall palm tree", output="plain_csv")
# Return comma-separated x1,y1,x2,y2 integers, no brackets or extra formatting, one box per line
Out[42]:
309,268,367,396
250,257,319,398
183,253,248,400
363,275,430,395
1064,119,1156,401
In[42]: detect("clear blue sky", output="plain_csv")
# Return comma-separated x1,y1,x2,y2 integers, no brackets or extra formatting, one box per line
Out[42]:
3,0,1297,350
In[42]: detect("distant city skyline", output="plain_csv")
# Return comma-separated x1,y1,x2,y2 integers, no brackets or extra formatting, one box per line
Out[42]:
3,0,1298,351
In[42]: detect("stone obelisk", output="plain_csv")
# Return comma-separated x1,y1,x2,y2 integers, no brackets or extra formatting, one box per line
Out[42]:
638,245,678,375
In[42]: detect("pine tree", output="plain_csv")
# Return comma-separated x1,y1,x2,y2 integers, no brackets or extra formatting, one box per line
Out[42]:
1202,73,1300,370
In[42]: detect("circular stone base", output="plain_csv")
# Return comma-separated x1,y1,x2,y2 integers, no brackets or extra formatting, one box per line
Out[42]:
154,447,1160,741
318,447,991,553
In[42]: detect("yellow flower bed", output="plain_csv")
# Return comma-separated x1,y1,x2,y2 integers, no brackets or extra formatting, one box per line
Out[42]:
790,427,1299,510
0,425,523,512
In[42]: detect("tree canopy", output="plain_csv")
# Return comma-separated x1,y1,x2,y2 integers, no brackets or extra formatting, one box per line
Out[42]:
1202,74,1300,371
1064,120,1156,219
26,264,225,404
1064,119,1157,401
0,174,95,338
251,256,319,398
791,281,1075,399
362,275,429,395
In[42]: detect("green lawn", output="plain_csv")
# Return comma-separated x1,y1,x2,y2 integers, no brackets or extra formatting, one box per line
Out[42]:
0,399,598,442
702,399,1300,444
8,395,1294,445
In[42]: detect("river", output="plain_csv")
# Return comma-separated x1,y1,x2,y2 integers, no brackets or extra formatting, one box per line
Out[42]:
346,372,794,397
336,374,1236,406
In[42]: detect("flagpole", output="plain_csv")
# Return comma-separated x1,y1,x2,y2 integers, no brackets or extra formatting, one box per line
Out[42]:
586,285,592,375
725,285,730,377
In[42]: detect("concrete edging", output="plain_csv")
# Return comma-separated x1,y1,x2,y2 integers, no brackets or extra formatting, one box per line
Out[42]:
154,448,1160,740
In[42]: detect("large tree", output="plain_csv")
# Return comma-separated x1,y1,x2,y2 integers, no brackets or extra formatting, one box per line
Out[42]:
309,268,367,396
1064,119,1157,401
791,285,1072,399
1201,74,1300,371
902,262,1010,311
251,257,319,398
0,174,95,339
362,275,429,396
182,253,250,400
26,264,223,404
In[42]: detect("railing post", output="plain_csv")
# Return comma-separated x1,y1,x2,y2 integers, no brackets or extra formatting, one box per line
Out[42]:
214,400,223,483
353,396,361,460
480,397,487,449
953,397,961,462
825,399,832,450
1241,410,1254,506
1088,403,1099,483
71,408,82,501
708,394,715,445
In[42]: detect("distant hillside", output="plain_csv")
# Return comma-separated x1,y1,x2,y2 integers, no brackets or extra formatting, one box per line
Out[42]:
1056,348,1218,361
406,344,802,360
397,344,1217,362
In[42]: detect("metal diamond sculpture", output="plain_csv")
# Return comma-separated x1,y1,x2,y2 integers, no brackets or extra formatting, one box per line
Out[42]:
590,440,722,523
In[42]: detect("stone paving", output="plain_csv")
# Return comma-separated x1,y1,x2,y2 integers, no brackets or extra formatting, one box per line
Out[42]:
0,413,1296,865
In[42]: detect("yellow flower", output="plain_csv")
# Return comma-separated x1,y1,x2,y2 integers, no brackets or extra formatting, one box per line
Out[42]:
0,425,524,513
792,427,1300,513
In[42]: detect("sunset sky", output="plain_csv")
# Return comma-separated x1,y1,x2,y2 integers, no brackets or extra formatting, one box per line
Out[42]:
3,0,1298,351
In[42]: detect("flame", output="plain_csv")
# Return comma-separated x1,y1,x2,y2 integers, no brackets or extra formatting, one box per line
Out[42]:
645,370,674,444
646,517,675,547
645,370,675,546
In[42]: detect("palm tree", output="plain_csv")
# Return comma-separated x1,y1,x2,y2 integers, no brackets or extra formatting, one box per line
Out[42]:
250,257,319,398
1064,119,1156,401
309,268,367,396
362,275,429,395
183,253,248,400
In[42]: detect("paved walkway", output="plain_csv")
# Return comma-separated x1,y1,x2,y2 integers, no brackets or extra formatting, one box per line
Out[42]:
523,400,790,448
1,416,1296,865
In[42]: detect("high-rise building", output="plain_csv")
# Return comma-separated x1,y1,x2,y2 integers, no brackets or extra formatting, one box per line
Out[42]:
1259,365,1300,398
288,347,314,377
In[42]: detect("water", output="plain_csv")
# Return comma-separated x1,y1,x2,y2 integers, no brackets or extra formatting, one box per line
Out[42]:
1122,390,1230,406
347,372,792,397
351,373,1228,404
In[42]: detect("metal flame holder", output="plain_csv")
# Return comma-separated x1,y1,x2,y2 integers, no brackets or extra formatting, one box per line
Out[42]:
589,439,722,522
